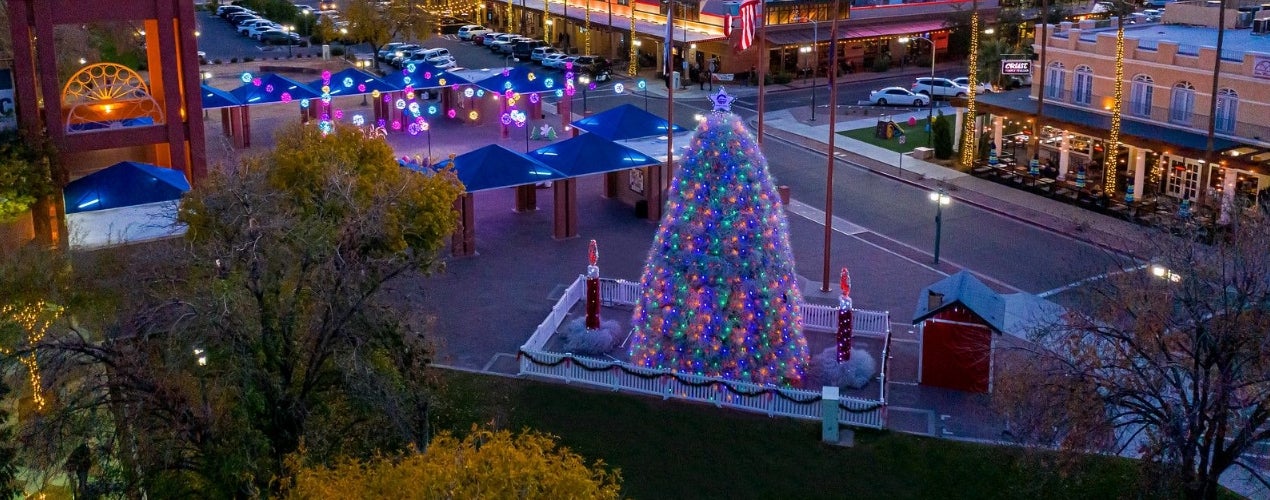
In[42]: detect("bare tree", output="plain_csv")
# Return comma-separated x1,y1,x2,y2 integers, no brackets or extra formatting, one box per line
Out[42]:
997,218,1270,499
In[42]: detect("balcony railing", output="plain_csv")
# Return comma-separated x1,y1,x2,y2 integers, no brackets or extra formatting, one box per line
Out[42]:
1037,89,1269,144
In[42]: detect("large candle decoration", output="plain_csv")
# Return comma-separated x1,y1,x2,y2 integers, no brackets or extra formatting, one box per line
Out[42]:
837,267,854,362
586,239,601,330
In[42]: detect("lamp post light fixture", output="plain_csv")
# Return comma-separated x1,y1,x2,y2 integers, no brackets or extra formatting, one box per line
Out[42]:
799,45,817,121
285,25,295,57
929,189,950,264
899,36,937,149
578,74,591,113
1150,264,1181,282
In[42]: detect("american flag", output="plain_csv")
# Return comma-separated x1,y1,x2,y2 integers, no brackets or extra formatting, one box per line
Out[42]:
728,0,760,51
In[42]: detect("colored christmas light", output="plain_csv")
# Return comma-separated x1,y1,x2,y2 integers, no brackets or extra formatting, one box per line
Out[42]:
629,89,809,387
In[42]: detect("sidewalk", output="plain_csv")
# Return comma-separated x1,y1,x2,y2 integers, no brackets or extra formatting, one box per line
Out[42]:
627,61,968,101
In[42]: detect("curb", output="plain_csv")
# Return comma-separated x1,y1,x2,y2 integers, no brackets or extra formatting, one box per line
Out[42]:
758,124,1142,259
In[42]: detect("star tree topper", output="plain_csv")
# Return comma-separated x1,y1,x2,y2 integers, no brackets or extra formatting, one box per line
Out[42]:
710,87,736,113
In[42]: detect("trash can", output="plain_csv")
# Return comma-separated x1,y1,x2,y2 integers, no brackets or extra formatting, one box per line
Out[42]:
671,71,681,90
778,185,791,206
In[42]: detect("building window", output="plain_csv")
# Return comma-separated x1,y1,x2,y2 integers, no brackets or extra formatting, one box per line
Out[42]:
1073,65,1093,106
1169,82,1196,126
1045,62,1065,100
765,0,849,25
1165,156,1200,201
1215,88,1238,134
1129,75,1153,117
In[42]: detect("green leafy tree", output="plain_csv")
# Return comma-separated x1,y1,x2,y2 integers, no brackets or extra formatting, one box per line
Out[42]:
285,427,622,499
344,0,435,69
0,130,55,224
15,123,464,496
932,110,954,160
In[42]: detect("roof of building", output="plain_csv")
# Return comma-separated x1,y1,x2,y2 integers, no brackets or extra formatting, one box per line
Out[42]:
912,271,1007,331
1080,24,1268,60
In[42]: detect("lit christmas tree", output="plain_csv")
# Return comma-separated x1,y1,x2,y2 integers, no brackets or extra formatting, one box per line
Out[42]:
629,88,809,387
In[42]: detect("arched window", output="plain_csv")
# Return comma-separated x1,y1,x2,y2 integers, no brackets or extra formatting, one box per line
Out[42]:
1129,74,1153,117
1045,62,1066,100
1169,81,1196,125
1073,65,1093,106
1215,88,1238,134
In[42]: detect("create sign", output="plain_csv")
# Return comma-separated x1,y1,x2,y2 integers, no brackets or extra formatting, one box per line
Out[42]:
1000,60,1032,76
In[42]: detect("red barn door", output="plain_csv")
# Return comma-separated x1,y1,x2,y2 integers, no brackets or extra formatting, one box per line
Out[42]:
920,318,992,393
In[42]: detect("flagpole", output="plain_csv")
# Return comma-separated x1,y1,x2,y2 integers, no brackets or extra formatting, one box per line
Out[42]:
821,0,840,292
665,0,675,182
756,1,765,145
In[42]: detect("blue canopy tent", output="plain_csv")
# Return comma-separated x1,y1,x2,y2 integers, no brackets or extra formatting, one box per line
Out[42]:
229,73,321,104
571,103,686,141
63,161,191,214
471,65,567,95
380,61,472,90
527,133,660,176
433,144,565,192
201,84,241,109
307,68,396,96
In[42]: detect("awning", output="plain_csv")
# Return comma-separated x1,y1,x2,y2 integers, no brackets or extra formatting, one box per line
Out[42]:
976,89,1243,159
571,103,687,141
379,62,472,91
472,65,569,95
201,84,241,109
307,68,397,96
527,133,661,176
433,144,567,193
64,161,190,214
229,73,321,105
764,19,950,46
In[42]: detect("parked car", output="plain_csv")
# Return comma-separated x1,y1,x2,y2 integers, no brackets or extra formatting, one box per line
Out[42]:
243,24,282,39
227,12,260,25
418,48,452,65
498,37,532,55
488,33,518,52
217,5,248,17
952,77,992,94
869,87,927,106
541,53,568,68
512,40,548,60
258,29,308,46
388,44,423,66
911,77,969,98
197,50,207,64
377,42,408,61
457,25,489,40
238,20,279,35
430,57,458,70
572,55,611,76
531,46,561,63
480,32,504,47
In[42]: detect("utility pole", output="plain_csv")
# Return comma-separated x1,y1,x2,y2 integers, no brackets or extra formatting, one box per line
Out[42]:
821,0,840,293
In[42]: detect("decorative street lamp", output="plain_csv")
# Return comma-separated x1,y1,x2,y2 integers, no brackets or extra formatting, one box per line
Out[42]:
929,189,950,264
578,74,591,113
800,46,816,122
899,36,936,149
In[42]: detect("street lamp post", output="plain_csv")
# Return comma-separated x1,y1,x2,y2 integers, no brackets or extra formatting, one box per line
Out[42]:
579,74,591,113
899,36,936,148
807,20,817,121
800,46,816,121
929,189,950,264
285,25,295,57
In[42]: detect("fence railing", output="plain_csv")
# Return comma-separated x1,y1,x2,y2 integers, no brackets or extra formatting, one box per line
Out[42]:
599,278,890,336
518,348,885,428
519,276,890,430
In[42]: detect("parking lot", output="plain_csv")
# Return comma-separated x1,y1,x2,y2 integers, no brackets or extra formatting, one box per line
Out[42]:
195,9,322,63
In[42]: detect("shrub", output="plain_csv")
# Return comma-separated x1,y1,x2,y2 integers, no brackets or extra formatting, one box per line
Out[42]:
329,46,346,57
772,73,793,85
932,110,954,160
872,55,891,73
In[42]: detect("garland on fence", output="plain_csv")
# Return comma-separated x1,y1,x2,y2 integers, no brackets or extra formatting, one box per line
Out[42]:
519,350,885,413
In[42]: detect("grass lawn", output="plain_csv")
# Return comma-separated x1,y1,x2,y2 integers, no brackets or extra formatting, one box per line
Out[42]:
840,125,934,155
436,371,1145,500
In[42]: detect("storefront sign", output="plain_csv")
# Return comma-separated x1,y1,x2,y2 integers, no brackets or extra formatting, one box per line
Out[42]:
0,69,15,132
1001,60,1031,76
1254,56,1270,80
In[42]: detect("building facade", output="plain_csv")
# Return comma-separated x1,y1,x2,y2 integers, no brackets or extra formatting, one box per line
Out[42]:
978,4,1270,216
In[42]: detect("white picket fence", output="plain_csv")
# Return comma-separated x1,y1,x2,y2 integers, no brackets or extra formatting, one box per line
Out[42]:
518,276,889,430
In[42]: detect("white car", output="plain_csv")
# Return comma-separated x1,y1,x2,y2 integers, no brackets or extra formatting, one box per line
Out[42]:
431,57,458,70
457,25,490,40
541,53,568,68
243,24,282,39
531,46,561,63
953,77,992,94
912,77,970,98
869,87,927,106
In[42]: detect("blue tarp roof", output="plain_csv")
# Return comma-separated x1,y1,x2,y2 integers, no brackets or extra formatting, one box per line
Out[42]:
63,161,191,214
229,73,321,104
432,144,566,193
472,65,567,95
307,68,397,96
571,103,687,141
201,84,240,109
527,133,661,176
380,62,472,90
911,270,1006,332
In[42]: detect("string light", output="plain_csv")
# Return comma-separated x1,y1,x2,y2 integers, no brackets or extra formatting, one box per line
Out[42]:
2,302,61,411
585,0,592,55
959,12,981,167
629,15,638,77
628,94,809,387
1105,19,1126,196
